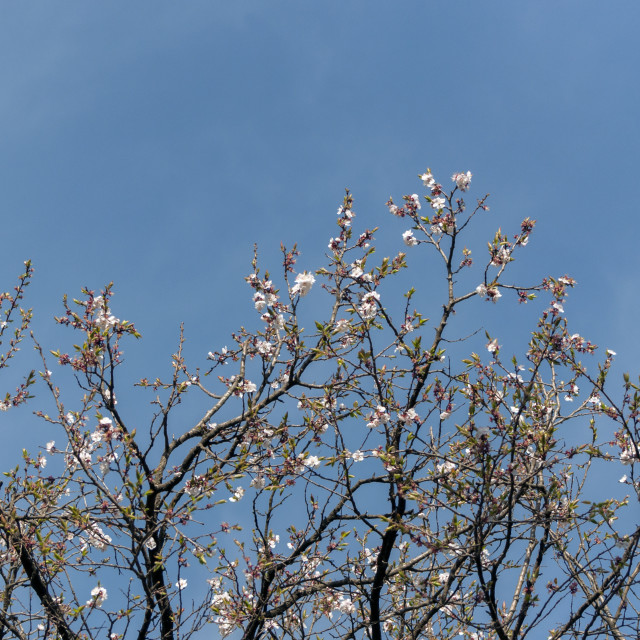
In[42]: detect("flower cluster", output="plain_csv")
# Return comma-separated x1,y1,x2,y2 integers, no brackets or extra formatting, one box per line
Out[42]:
366,405,390,429
359,291,380,320
291,271,315,297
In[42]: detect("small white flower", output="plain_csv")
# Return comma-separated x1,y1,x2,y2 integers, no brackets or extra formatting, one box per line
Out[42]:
420,170,436,188
366,405,390,428
337,597,356,614
241,380,257,395
439,411,451,420
176,578,188,590
304,455,321,468
257,340,273,356
46,441,55,453
291,272,315,297
607,349,617,356
431,196,446,211
87,586,107,607
402,230,418,246
253,292,266,311
436,461,456,474
620,475,628,483
268,534,280,549
229,487,244,502
398,408,418,422
451,171,472,191
359,291,381,320
621,449,636,465
351,450,364,462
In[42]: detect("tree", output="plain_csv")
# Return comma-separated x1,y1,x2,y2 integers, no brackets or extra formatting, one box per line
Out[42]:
0,168,639,640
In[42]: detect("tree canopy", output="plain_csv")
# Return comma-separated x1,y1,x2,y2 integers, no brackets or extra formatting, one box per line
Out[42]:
0,169,638,640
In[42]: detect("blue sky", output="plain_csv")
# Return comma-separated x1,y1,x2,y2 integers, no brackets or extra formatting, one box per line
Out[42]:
1,1,639,457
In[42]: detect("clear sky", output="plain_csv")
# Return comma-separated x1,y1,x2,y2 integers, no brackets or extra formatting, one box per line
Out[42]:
1,1,639,458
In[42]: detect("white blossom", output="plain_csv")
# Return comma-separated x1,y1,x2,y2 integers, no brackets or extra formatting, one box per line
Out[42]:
367,405,390,428
337,597,356,614
359,291,380,320
304,455,321,468
229,487,245,502
402,230,418,246
87,523,112,551
87,586,107,607
268,534,280,549
420,170,436,188
253,292,266,311
257,340,273,356
292,272,315,297
240,380,257,394
451,171,472,191
398,408,418,422
431,196,446,211
621,449,636,465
